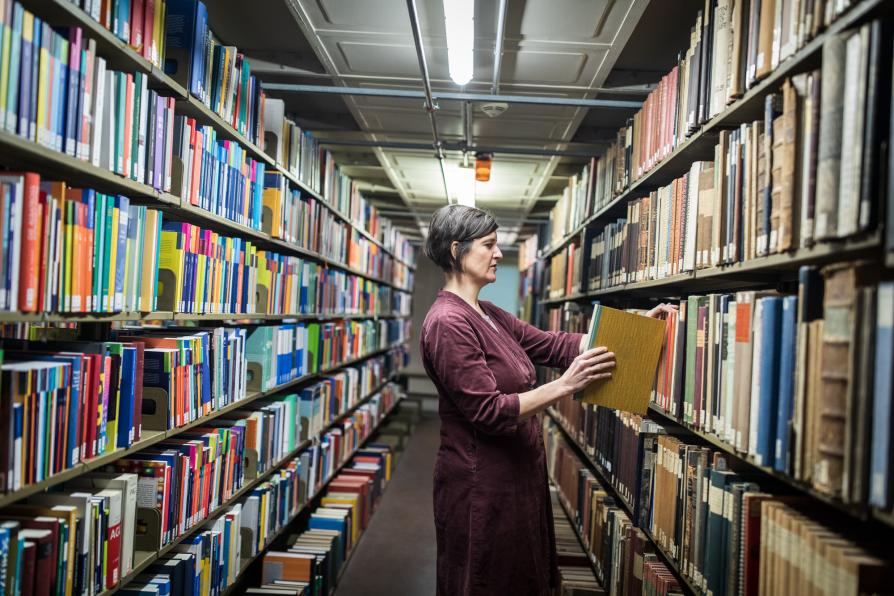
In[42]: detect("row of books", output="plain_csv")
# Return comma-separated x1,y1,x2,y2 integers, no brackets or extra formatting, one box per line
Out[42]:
544,262,894,509
0,4,177,190
0,171,414,316
64,0,167,68
0,174,163,313
0,323,407,496
0,327,247,490
257,436,399,595
613,0,872,186
0,382,402,596
245,322,408,393
652,266,894,509
263,98,321,194
163,0,264,147
543,4,889,253
547,424,681,596
544,411,893,596
553,37,888,296
550,491,604,596
173,116,266,229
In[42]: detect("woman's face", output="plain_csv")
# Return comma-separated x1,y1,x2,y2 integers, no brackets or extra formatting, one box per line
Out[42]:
454,231,502,285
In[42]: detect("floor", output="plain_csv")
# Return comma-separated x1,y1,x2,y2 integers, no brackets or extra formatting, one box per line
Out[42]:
335,412,440,595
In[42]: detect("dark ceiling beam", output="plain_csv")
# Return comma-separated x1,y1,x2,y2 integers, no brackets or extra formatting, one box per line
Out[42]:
261,83,644,109
318,138,603,159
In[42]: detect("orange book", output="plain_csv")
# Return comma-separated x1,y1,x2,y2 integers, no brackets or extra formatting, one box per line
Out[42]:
262,552,314,584
15,172,43,312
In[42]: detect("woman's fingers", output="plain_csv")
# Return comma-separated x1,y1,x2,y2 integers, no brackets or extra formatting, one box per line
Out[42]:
587,372,612,381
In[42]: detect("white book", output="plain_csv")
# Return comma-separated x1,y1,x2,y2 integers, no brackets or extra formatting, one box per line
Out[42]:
748,299,765,458
263,98,285,163
95,488,123,584
710,0,731,118
137,72,149,184
836,26,869,238
71,473,137,576
163,99,175,192
90,56,106,167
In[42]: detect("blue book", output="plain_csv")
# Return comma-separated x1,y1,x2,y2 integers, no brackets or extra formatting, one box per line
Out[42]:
774,295,798,472
703,463,738,596
142,574,172,596
5,3,22,134
16,7,33,138
170,553,197,596
116,346,137,449
0,526,9,594
754,296,782,467
871,282,894,508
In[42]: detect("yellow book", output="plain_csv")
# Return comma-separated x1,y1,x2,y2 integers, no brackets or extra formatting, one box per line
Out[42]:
157,227,184,312
36,22,49,145
107,205,119,310
196,249,206,313
321,495,360,544
139,209,157,311
0,0,11,125
262,185,282,237
579,304,666,414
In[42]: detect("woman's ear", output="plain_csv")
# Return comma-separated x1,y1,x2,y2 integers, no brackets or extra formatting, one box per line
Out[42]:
450,241,459,262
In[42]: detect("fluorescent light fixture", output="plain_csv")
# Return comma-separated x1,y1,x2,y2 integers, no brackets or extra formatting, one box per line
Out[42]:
443,0,474,86
447,163,476,207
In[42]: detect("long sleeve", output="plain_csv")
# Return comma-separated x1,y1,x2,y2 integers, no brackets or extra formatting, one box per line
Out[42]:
487,306,583,369
421,314,520,436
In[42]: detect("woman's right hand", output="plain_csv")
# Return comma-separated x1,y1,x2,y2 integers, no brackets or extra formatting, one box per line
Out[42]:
559,347,615,395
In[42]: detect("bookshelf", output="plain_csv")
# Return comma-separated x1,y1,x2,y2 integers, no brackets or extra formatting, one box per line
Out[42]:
0,0,419,593
104,388,405,596
0,339,409,510
539,0,891,263
539,231,882,305
527,0,894,593
545,408,702,595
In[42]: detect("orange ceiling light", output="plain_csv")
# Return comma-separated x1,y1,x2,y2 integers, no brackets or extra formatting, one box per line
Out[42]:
475,153,492,182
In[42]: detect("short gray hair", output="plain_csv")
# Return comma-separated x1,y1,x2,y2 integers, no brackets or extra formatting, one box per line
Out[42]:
424,205,499,272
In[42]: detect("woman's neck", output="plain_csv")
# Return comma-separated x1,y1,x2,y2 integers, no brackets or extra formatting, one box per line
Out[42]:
442,276,484,314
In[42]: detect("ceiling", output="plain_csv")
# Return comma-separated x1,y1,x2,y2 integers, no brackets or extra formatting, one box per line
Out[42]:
204,0,705,244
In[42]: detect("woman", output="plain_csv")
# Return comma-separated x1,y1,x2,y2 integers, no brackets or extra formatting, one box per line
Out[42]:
420,205,673,595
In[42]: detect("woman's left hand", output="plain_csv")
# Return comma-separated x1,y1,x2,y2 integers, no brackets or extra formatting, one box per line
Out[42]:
645,303,677,319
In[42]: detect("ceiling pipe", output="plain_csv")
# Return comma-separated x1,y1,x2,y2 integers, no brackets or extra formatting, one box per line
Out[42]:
491,0,507,94
405,0,451,203
260,83,643,109
319,138,605,159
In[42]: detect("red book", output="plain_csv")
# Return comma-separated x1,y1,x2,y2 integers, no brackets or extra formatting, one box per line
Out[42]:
17,525,57,594
36,190,49,310
18,539,39,596
142,0,155,62
130,0,144,51
15,172,42,312
742,493,774,596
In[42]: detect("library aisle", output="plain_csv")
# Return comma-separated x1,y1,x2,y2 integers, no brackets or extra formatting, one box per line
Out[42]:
1,0,894,594
334,413,439,596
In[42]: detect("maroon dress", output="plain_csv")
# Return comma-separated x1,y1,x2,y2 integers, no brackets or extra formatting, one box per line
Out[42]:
420,290,584,595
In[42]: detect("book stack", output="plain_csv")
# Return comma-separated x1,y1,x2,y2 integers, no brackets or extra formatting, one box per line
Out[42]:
652,264,894,508
0,364,405,594
381,224,415,267
0,328,245,493
257,438,398,596
518,234,538,272
0,174,163,313
545,420,681,596
66,0,168,69
164,0,265,147
0,5,178,188
544,411,893,596
172,117,266,229
325,166,380,239
263,98,321,193
261,172,325,246
547,240,581,299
